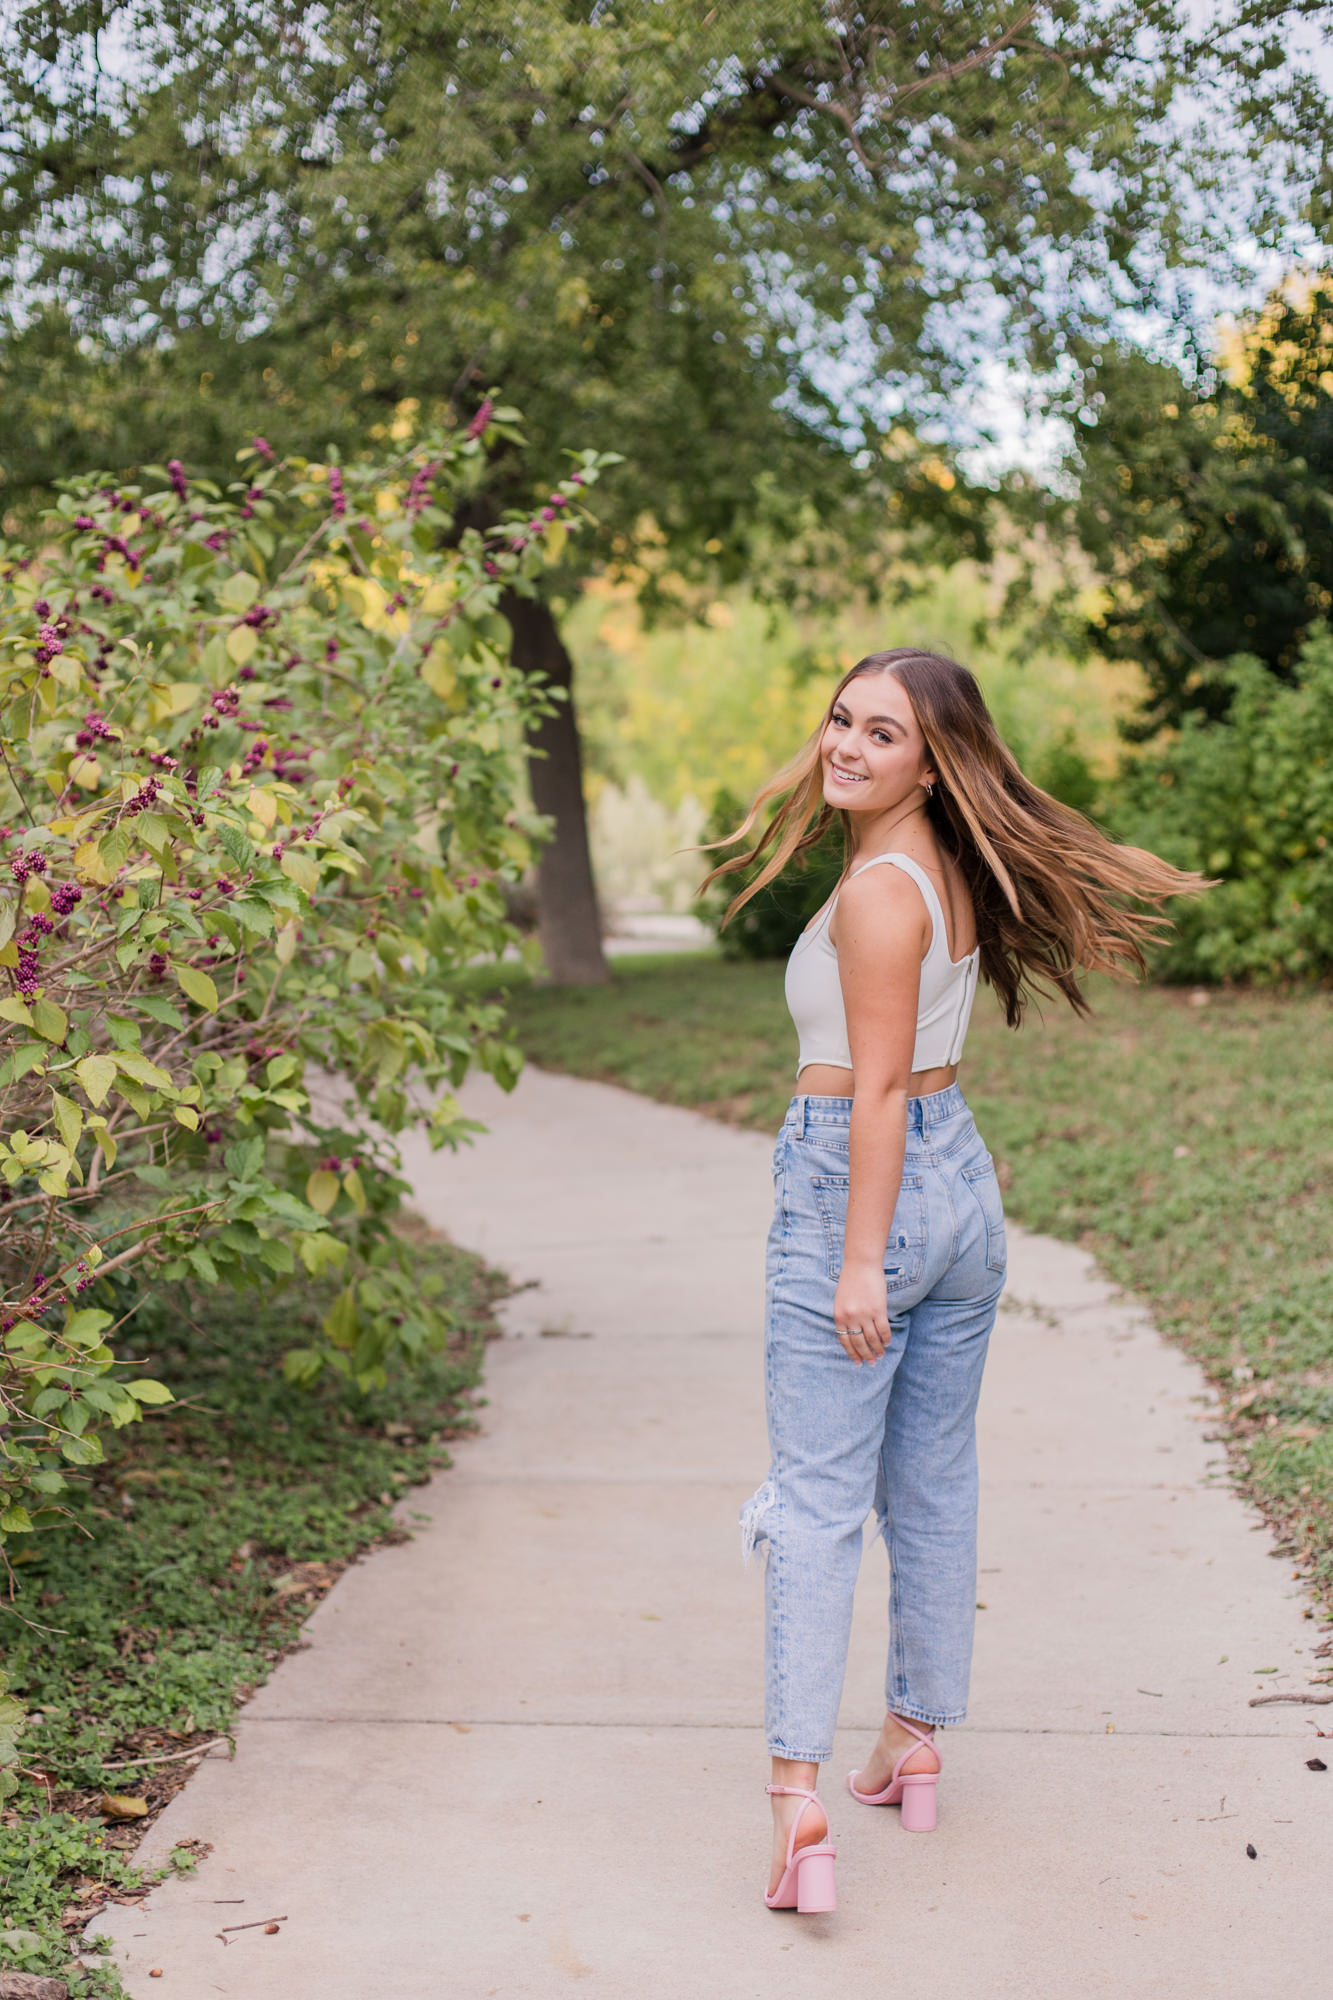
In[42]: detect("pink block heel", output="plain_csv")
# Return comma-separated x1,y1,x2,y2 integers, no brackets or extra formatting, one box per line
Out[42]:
847,1717,940,1833
764,1785,838,1913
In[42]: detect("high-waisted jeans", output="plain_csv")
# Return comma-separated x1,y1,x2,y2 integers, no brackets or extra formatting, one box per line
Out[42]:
741,1087,1006,1761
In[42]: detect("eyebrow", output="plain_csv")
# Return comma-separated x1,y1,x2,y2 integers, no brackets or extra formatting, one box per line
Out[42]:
833,702,903,726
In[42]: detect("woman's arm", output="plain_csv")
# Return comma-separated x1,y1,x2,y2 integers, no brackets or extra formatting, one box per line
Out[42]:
830,868,928,1365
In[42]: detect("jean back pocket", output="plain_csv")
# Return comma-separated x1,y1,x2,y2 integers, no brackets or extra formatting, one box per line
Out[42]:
961,1158,1007,1275
811,1173,926,1286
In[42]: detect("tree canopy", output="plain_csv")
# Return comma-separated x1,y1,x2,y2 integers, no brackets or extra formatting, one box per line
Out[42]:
1071,281,1333,731
3,0,1328,974
5,1,1322,544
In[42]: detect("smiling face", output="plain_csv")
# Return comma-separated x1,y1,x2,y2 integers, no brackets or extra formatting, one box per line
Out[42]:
819,669,936,817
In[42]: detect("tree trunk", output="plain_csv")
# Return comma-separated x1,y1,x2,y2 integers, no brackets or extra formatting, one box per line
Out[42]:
502,590,610,986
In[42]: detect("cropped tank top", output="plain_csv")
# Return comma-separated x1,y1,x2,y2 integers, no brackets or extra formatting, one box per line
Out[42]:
784,852,980,1076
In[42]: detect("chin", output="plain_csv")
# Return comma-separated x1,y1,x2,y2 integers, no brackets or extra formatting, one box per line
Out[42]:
824,774,873,811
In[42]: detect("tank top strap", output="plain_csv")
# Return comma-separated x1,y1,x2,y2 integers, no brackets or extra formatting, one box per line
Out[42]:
847,851,947,956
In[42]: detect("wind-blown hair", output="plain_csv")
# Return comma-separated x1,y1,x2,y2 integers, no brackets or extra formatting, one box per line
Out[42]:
701,647,1209,1026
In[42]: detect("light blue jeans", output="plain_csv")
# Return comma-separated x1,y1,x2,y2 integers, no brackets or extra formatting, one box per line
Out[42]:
742,1087,1006,1761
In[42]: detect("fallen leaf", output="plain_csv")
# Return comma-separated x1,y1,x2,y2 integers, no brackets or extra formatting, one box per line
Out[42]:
264,1924,280,1935
99,1792,149,1820
1307,1757,1327,1771
1245,1843,1257,1859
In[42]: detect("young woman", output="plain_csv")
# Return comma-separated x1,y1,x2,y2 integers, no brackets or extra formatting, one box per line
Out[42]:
704,648,1203,1914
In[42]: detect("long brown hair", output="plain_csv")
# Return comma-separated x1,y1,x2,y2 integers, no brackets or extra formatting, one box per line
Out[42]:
701,647,1208,1026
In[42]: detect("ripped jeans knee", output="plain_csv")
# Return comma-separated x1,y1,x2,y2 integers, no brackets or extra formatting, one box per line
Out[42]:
740,1477,778,1567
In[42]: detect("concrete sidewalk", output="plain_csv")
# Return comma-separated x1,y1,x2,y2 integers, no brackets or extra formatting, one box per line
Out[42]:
96,1069,1331,1998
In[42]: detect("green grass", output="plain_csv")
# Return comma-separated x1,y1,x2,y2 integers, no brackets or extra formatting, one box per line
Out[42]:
0,1227,501,1994
494,952,1333,1610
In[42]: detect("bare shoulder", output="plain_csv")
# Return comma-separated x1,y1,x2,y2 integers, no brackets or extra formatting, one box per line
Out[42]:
832,861,930,959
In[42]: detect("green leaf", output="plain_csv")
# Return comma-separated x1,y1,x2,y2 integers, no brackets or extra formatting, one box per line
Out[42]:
219,826,256,869
282,1347,324,1386
31,997,68,1044
280,849,320,894
106,1014,142,1050
98,825,132,874
76,1052,117,1106
305,1168,340,1214
0,1505,33,1534
115,1049,175,1089
0,1042,48,1087
322,1285,359,1350
87,1117,117,1167
50,1090,83,1153
134,811,175,857
0,995,33,1026
59,1433,103,1466
202,633,230,685
217,570,260,611
135,993,185,1027
125,1378,174,1405
176,964,219,1012
224,1137,265,1181
230,897,274,938
64,1309,114,1347
0,1933,44,1959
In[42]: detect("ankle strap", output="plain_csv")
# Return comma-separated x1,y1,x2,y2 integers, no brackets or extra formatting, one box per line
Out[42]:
766,1784,827,1867
890,1717,938,1785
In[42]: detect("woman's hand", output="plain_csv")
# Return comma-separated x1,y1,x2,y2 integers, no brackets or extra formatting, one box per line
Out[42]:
834,1258,891,1364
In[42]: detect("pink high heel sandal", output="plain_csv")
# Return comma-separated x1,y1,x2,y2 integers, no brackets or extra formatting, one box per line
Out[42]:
764,1785,838,1913
847,1717,940,1832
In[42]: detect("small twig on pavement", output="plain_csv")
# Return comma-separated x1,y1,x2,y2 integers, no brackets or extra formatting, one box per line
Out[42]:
220,1916,287,1935
1249,1688,1333,1706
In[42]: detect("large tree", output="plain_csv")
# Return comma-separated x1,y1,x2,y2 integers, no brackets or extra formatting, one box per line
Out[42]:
2,1,1327,975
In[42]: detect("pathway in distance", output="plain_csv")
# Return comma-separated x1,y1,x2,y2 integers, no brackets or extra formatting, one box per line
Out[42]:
96,1068,1332,1998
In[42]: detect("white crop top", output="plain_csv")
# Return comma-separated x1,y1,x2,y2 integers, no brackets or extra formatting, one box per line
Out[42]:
784,852,980,1075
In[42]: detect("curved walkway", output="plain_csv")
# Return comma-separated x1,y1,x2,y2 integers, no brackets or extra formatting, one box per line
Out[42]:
97,1069,1330,1996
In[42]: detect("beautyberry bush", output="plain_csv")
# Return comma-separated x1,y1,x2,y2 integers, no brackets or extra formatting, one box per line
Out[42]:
0,412,615,1552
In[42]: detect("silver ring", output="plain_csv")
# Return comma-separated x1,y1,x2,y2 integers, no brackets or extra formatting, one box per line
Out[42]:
844,1325,863,1336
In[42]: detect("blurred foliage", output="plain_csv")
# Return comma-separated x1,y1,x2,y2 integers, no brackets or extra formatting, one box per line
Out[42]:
0,418,611,1543
569,563,1133,815
1071,278,1333,732
1108,627,1333,981
700,787,845,960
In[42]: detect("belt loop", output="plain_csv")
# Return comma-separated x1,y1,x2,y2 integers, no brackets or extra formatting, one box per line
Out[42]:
795,1096,808,1138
